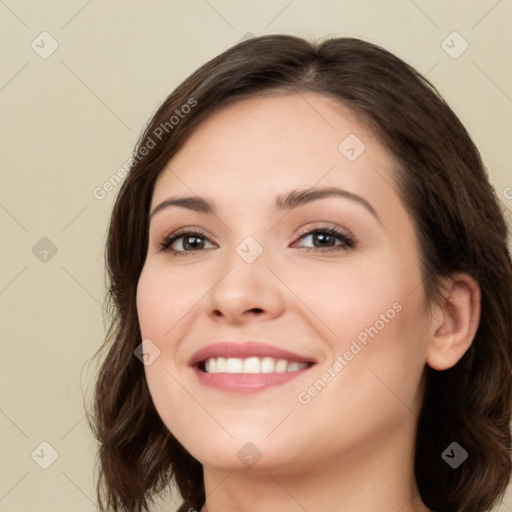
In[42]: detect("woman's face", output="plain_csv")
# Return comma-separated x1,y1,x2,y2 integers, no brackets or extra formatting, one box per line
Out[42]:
136,93,431,472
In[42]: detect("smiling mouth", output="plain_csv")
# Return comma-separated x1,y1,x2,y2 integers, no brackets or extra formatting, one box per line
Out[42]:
190,341,317,392
198,356,315,374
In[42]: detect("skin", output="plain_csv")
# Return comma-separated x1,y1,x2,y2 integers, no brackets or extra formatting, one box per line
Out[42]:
136,93,480,512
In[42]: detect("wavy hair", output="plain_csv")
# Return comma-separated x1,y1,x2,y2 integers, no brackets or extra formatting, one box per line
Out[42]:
86,35,512,512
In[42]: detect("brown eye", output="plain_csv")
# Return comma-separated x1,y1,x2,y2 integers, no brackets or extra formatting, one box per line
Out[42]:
159,230,215,254
292,226,356,253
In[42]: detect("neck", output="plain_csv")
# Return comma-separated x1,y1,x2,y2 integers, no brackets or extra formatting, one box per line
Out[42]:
199,421,431,512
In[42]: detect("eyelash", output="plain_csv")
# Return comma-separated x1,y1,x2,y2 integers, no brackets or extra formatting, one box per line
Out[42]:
158,224,356,256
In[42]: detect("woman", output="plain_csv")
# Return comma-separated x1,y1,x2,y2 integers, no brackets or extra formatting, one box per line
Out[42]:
87,35,512,512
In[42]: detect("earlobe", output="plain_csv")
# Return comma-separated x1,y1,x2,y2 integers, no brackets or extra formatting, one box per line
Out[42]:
426,273,481,371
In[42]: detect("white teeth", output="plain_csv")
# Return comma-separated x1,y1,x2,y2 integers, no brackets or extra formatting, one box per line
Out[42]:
216,357,227,372
275,359,288,372
205,358,216,373
261,357,275,373
243,357,261,373
203,356,309,374
226,358,243,373
286,362,301,372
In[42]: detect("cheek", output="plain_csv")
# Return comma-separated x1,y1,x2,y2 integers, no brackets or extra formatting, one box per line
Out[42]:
136,265,199,444
136,262,202,343
289,249,428,400
286,249,422,342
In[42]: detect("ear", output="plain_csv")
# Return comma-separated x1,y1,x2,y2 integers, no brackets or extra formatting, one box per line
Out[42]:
426,273,481,371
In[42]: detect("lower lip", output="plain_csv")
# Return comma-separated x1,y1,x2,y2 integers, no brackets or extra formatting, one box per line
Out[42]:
192,365,313,393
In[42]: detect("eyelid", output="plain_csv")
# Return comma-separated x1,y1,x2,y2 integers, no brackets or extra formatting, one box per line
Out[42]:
157,226,215,253
157,222,357,255
291,223,356,251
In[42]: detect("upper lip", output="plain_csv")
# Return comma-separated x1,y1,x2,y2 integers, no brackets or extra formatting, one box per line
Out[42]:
188,341,317,367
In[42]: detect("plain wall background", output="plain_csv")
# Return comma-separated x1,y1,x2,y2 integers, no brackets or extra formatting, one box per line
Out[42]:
1,1,511,510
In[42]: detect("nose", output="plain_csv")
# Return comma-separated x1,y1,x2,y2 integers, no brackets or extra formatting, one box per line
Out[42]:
204,247,286,325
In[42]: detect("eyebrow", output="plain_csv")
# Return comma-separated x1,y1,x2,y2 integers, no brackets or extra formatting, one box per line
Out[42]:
149,186,380,223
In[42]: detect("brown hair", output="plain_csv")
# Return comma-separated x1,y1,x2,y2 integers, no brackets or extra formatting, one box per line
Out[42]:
86,35,512,512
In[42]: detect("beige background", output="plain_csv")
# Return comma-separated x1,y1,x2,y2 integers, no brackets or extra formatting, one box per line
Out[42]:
1,1,511,511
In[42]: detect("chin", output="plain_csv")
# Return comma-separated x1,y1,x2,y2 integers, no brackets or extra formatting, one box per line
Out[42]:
172,427,294,472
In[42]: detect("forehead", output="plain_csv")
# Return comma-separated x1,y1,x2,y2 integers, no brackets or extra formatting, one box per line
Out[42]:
151,92,399,215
